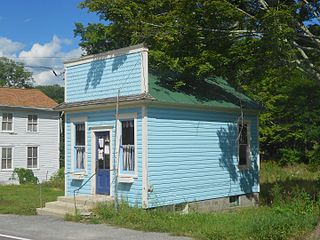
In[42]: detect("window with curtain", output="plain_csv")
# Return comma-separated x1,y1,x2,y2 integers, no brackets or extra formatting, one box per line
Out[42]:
75,123,85,170
27,146,38,169
121,120,135,172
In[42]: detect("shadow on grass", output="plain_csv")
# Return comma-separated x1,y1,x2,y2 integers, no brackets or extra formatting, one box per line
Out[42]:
260,178,320,205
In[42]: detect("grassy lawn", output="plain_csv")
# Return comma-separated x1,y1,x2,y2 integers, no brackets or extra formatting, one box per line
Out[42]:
85,162,320,240
0,184,63,215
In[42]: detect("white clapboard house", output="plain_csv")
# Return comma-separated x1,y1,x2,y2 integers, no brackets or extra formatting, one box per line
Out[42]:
0,87,59,183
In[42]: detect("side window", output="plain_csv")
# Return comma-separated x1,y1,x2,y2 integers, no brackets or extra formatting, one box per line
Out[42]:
2,113,13,131
1,147,12,170
27,115,38,132
74,123,86,170
120,119,135,173
27,146,38,169
238,122,250,167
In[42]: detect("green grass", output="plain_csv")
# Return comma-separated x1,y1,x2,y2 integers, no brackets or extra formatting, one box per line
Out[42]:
86,162,320,240
0,184,63,215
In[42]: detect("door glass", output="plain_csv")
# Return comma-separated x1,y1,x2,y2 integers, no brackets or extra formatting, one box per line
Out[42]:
96,132,110,170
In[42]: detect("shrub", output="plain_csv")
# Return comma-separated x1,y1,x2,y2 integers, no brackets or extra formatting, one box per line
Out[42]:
279,148,301,166
45,168,64,189
13,168,38,184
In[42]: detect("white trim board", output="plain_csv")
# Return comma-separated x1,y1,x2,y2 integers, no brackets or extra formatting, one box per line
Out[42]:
64,44,148,67
141,105,148,208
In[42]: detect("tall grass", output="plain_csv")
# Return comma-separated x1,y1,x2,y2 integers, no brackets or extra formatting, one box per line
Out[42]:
88,162,320,240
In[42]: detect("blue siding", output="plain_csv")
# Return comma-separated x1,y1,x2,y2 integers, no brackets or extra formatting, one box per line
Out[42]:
147,107,259,207
66,52,142,103
65,108,143,207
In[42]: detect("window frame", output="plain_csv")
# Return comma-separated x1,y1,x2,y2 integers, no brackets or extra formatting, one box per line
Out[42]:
117,113,138,178
26,114,39,133
1,112,13,132
237,120,251,169
26,146,39,169
70,116,88,175
1,146,13,171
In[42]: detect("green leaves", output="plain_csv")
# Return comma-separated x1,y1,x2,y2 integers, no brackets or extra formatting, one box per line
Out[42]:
75,0,320,164
0,57,33,88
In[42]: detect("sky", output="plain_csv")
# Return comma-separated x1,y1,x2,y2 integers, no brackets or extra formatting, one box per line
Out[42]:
0,0,100,86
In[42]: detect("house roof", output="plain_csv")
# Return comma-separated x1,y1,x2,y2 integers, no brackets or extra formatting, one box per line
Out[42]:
56,74,261,112
55,93,152,110
0,88,58,110
148,74,262,110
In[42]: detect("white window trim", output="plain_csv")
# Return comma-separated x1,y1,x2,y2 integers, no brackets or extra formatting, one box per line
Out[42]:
0,146,14,171
70,116,88,176
116,113,138,178
26,114,39,133
26,145,39,170
1,112,14,133
237,120,251,169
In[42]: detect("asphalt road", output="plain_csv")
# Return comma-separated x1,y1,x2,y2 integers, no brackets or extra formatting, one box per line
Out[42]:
0,215,192,240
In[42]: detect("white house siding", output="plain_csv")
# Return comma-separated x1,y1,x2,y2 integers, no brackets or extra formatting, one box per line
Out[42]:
0,107,59,183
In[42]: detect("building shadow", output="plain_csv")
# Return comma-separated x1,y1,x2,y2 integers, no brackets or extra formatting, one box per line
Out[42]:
217,124,259,195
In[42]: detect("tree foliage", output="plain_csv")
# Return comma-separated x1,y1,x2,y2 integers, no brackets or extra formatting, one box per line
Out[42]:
75,0,320,164
0,57,33,88
36,85,64,104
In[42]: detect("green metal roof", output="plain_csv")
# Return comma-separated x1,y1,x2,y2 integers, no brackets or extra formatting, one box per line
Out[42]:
148,74,262,111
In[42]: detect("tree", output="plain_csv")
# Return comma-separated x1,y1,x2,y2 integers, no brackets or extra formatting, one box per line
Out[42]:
75,0,320,164
0,57,33,88
36,85,64,104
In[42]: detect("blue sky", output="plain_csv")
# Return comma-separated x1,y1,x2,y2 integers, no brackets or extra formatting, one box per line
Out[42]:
0,0,100,85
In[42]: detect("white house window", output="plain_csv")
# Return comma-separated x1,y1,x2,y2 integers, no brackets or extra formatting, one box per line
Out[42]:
27,147,38,169
27,115,38,132
121,120,135,172
238,122,250,167
1,147,12,170
75,123,85,170
2,113,13,131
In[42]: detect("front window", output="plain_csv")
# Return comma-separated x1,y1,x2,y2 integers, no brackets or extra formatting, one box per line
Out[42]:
121,120,135,173
27,147,38,169
27,115,38,132
238,122,250,167
75,123,85,170
1,147,12,170
2,113,13,131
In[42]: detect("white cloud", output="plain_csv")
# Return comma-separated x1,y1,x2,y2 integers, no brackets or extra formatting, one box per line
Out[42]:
0,35,82,86
17,36,83,85
0,37,24,57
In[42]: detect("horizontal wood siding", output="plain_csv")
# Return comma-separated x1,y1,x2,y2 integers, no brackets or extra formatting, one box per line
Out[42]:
147,107,259,207
65,108,143,206
0,108,59,183
66,53,142,103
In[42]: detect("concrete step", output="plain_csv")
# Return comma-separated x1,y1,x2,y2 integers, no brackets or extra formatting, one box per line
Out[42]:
45,201,89,213
37,195,114,218
37,207,68,218
57,195,113,206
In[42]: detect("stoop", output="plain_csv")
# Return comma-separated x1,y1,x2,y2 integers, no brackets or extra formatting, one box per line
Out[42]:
36,195,114,218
